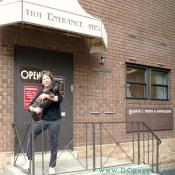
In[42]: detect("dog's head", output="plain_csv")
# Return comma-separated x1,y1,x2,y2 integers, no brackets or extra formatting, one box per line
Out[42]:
52,79,61,96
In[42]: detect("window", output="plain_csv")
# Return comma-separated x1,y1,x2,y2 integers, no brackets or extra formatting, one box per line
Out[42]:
126,64,169,100
127,66,146,98
151,70,168,100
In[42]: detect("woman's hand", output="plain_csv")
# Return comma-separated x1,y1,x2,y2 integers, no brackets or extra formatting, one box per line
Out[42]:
38,94,49,101
39,93,59,102
33,107,42,114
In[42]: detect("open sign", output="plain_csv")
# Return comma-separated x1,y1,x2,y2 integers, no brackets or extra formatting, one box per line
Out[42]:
21,70,40,80
20,67,41,83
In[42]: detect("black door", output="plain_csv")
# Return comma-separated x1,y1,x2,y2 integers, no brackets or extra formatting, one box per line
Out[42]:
14,46,73,152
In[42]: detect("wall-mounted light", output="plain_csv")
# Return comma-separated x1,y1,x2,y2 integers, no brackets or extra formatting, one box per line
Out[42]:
99,55,107,64
157,63,165,67
128,58,137,62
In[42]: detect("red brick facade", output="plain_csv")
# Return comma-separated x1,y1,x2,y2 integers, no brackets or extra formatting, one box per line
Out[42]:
0,0,175,173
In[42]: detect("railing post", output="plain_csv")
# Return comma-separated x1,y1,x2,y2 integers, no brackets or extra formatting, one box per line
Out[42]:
92,123,96,171
137,123,140,164
156,139,159,173
142,123,145,163
148,132,150,164
41,122,44,175
100,123,102,168
132,123,135,163
152,135,154,171
31,121,35,175
85,123,88,170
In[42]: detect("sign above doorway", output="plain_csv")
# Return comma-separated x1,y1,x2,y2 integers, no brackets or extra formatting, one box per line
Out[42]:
0,0,107,53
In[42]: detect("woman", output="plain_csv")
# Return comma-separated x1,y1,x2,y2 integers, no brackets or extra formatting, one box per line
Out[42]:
25,70,63,175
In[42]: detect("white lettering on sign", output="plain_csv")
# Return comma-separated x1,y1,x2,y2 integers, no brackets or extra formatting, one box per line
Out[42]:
25,9,101,32
24,86,39,110
23,3,102,38
21,70,40,80
129,109,141,115
47,13,84,28
25,9,42,19
129,109,172,115
88,24,100,31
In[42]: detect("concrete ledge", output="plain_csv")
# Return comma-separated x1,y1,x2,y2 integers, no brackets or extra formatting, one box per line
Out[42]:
6,152,155,175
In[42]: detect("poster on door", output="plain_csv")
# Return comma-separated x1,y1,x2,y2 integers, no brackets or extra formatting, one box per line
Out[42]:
24,86,39,110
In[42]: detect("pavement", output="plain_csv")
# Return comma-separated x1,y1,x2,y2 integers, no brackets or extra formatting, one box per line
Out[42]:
5,151,159,175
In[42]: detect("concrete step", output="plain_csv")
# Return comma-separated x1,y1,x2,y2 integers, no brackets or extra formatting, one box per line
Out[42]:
5,151,158,175
5,163,157,175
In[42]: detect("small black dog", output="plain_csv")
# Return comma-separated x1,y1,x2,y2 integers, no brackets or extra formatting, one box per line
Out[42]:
30,79,61,121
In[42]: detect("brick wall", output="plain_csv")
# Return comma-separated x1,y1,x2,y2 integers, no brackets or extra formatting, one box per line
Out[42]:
0,0,175,173
79,0,175,119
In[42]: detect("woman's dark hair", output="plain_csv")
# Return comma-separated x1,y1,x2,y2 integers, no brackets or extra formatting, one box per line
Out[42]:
39,70,53,83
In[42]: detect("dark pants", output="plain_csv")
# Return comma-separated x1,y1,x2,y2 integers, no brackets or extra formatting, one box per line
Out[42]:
27,119,60,167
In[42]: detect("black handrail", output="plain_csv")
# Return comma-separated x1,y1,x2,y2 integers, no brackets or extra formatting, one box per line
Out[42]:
13,121,161,174
142,122,161,144
74,121,161,173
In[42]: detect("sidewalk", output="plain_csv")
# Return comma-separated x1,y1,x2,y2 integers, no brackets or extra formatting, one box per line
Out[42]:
5,151,158,175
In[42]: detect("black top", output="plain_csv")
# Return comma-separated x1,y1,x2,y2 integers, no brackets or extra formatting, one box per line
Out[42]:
29,91,63,121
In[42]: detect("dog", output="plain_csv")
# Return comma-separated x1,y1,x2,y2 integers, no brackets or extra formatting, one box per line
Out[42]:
30,79,61,121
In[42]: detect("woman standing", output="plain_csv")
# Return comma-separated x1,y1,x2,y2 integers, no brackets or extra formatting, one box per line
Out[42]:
25,70,63,175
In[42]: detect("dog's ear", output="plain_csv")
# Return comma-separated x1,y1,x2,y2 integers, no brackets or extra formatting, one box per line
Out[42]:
53,81,61,95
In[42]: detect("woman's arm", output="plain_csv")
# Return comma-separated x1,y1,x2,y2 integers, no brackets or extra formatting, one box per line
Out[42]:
39,94,57,102
29,106,42,114
39,93,63,102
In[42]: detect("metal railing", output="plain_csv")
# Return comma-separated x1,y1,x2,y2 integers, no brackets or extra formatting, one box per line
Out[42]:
13,121,161,175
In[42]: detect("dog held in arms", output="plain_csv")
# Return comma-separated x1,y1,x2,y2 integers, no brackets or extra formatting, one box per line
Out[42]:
29,79,61,121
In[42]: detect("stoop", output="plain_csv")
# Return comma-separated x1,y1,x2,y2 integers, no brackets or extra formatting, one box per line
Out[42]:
5,163,159,175
5,151,159,175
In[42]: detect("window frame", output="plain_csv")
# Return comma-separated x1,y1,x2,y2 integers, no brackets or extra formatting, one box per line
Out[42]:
126,63,170,100
126,65,147,99
150,68,169,100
